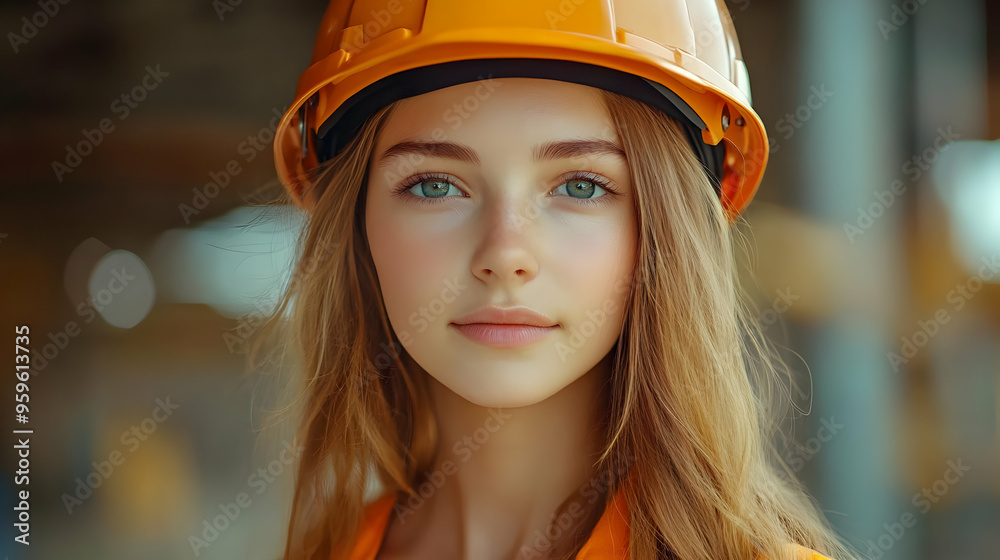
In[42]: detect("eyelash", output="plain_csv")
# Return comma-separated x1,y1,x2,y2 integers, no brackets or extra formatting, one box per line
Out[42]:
390,171,621,207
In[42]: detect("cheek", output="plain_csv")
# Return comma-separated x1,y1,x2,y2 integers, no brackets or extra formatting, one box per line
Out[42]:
366,202,462,325
554,215,637,312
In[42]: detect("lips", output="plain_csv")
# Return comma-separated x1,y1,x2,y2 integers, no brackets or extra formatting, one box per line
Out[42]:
450,306,557,328
450,323,557,348
450,306,558,348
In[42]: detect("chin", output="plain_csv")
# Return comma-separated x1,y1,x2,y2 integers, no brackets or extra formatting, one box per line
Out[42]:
433,365,572,409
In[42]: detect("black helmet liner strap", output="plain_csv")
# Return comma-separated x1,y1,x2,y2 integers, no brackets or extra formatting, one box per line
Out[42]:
313,57,726,193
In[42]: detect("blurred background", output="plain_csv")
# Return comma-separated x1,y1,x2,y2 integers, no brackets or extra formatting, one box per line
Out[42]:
0,0,997,559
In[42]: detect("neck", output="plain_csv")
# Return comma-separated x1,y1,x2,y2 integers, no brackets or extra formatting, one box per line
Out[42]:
407,353,613,559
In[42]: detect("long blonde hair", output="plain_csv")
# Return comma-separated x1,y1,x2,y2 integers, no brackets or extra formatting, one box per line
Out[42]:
252,88,861,560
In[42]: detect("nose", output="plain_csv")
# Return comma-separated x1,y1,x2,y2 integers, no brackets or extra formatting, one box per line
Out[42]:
469,197,540,287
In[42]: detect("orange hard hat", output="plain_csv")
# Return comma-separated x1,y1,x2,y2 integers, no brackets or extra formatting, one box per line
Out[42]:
273,0,769,220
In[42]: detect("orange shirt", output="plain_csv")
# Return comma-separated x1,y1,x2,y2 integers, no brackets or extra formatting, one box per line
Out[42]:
344,489,833,560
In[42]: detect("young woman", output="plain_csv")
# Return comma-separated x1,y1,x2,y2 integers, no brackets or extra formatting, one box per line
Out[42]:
257,1,861,559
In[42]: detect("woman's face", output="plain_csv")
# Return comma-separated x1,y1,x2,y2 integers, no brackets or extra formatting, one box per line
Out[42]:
365,77,637,408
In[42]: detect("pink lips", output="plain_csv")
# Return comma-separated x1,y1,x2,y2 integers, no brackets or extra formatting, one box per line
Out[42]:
450,306,558,349
451,323,557,348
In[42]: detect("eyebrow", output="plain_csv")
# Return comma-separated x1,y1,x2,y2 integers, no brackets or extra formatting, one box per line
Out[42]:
376,138,626,168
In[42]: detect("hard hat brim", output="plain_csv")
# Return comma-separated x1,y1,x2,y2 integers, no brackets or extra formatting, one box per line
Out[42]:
274,26,769,218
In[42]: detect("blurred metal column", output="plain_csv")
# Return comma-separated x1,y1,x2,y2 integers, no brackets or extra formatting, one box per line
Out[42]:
797,0,908,557
913,1,995,557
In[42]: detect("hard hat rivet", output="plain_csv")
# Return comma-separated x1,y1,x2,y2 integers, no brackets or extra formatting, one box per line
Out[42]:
299,105,309,159
735,117,745,126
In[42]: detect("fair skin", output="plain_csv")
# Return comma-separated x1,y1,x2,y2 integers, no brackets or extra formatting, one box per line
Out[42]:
364,78,638,560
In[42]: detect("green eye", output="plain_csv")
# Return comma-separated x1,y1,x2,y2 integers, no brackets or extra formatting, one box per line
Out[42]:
557,178,606,199
391,172,620,207
393,174,465,202
411,179,460,198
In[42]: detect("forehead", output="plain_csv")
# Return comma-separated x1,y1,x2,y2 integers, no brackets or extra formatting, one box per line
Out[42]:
374,78,619,150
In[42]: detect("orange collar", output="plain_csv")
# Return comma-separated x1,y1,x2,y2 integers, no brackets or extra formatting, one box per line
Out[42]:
346,489,831,560
347,488,630,560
